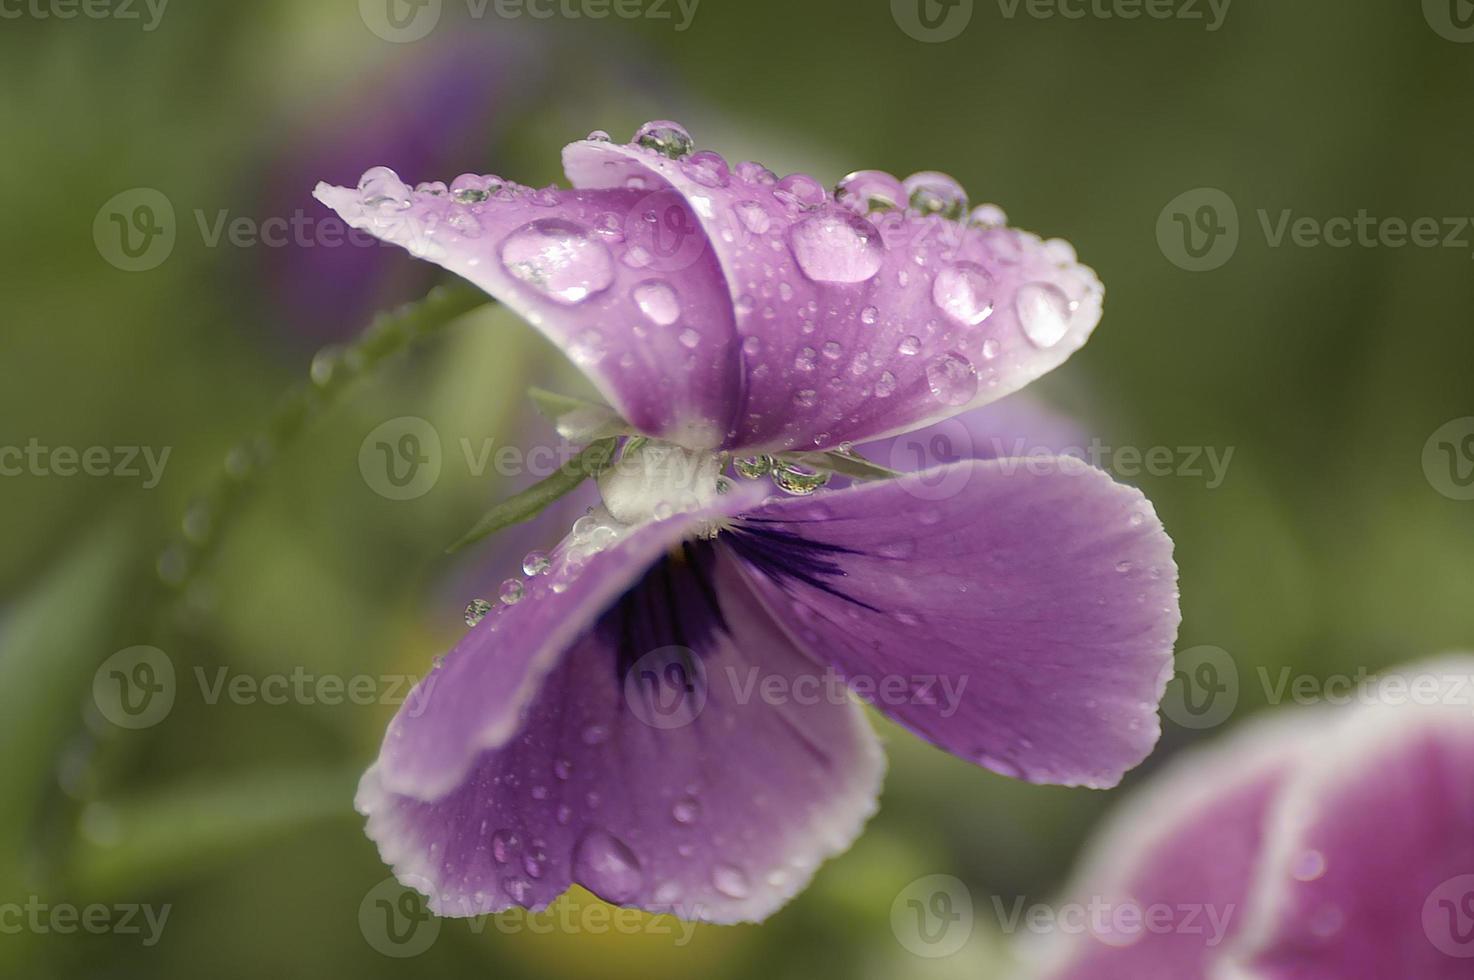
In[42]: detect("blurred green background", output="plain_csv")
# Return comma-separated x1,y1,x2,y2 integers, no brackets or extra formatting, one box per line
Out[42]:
2,1,1473,977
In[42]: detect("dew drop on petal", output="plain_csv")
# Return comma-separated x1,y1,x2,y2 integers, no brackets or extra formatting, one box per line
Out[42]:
572,829,645,903
925,352,978,406
734,455,772,479
672,797,701,824
774,173,826,212
633,120,694,159
711,863,751,899
522,551,551,576
491,828,520,864
835,170,905,214
897,335,922,356
499,579,525,605
788,212,885,284
735,201,771,235
969,203,1008,228
633,279,681,326
981,337,1000,360
903,171,969,219
874,370,897,398
1015,281,1073,349
357,166,412,211
771,461,830,495
735,161,778,186
464,598,492,627
499,219,614,305
932,263,996,326
683,150,730,187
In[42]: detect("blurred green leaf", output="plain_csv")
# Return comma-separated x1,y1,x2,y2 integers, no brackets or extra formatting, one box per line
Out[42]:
69,765,359,898
446,437,618,554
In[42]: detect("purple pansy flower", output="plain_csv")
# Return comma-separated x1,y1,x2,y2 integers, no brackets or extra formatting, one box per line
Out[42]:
315,122,1181,922
1029,657,1474,979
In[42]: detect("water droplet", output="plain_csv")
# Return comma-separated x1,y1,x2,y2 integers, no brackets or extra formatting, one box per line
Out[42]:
771,461,830,495
774,173,826,211
980,337,1000,360
450,173,495,204
634,120,694,159
792,389,818,410
491,828,520,864
789,212,885,284
735,201,772,236
903,171,968,219
932,263,996,326
357,166,411,211
925,352,978,406
586,129,612,142
499,219,614,305
898,335,922,356
672,797,700,824
465,598,493,627
835,170,905,214
683,150,730,187
821,340,843,360
711,863,751,899
742,336,763,356
969,203,1008,228
633,279,681,326
1292,850,1327,882
678,328,701,349
523,551,551,576
1015,282,1072,349
735,161,778,185
499,579,525,605
734,455,772,479
572,829,645,903
447,210,483,238
874,371,897,398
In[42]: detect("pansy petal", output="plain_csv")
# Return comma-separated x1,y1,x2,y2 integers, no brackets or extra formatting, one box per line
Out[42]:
357,552,884,922
1219,659,1474,980
564,138,1102,452
313,177,740,448
728,457,1179,788
1028,712,1317,980
376,484,765,803
856,392,1090,475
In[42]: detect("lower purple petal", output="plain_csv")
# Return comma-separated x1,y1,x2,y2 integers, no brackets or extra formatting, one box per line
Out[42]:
357,553,883,922
731,458,1180,788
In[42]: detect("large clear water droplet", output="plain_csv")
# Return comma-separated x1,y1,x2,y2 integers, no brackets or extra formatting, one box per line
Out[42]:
633,280,681,326
932,263,996,326
572,829,645,904
788,212,885,284
903,171,968,219
683,150,730,188
358,166,412,211
925,352,978,406
1015,281,1073,348
499,579,525,605
774,174,826,212
499,220,614,305
835,170,905,214
771,461,831,496
634,120,694,159
523,551,551,576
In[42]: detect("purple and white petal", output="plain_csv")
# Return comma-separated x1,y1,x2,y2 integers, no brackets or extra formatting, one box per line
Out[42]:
856,392,1090,476
358,548,884,922
376,484,764,803
1028,712,1318,980
728,457,1179,788
564,134,1102,452
314,175,740,449
1218,658,1474,980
